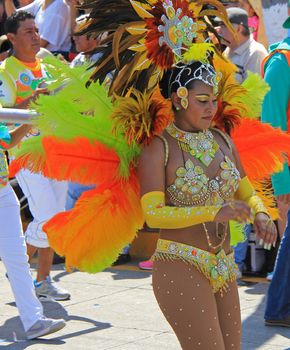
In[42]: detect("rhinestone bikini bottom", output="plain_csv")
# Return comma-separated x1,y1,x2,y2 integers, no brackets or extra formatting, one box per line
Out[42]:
153,239,239,296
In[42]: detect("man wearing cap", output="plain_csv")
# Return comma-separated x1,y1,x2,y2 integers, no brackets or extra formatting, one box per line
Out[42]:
216,7,269,281
262,4,290,328
216,7,268,82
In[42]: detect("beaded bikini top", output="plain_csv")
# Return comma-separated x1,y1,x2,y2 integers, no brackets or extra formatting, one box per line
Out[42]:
165,127,241,207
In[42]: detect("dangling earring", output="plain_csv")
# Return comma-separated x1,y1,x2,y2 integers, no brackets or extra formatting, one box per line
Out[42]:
177,86,188,110
175,106,180,111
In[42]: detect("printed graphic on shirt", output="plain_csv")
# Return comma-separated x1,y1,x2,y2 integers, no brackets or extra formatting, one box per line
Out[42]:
0,56,53,139
15,71,46,105
0,56,52,107
0,151,8,188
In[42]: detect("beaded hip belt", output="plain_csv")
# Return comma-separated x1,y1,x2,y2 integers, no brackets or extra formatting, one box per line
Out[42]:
153,239,239,295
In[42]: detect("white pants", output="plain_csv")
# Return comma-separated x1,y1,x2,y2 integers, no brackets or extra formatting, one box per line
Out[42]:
16,170,68,248
0,184,43,331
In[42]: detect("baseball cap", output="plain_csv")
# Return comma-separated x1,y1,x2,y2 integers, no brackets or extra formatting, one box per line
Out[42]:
214,7,249,29
282,0,290,28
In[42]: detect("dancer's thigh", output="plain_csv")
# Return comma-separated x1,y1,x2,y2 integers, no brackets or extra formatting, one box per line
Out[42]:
215,280,241,350
153,260,225,350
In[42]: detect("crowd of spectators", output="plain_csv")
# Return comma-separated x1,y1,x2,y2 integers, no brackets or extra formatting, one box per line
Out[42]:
0,0,289,338
0,0,287,278
0,0,286,276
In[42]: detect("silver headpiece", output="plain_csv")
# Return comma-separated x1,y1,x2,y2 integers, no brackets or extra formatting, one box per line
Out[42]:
169,62,220,94
168,62,221,109
158,0,199,56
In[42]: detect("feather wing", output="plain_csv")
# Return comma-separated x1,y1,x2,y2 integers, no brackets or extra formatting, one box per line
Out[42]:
12,57,140,179
44,173,144,273
10,136,121,185
232,119,290,181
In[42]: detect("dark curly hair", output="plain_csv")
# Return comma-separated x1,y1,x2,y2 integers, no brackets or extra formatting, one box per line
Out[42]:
5,11,35,35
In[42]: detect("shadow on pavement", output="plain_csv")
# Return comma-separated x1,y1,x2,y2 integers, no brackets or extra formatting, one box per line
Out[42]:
242,283,290,350
50,268,76,283
106,267,151,281
0,299,111,349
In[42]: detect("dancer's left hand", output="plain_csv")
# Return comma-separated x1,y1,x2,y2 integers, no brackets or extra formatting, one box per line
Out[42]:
253,213,277,248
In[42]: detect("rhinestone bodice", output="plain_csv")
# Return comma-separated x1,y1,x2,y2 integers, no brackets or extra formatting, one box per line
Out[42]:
167,155,241,206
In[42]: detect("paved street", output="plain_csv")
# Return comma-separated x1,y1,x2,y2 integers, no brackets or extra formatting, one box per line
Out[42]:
0,262,289,349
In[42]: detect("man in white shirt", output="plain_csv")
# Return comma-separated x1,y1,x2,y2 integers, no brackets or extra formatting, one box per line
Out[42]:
215,7,268,82
4,0,74,59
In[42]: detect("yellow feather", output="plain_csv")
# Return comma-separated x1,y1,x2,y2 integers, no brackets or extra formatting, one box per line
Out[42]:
129,43,146,52
135,52,151,70
130,0,153,19
241,73,270,119
148,69,162,91
188,2,203,16
126,23,147,35
183,43,215,63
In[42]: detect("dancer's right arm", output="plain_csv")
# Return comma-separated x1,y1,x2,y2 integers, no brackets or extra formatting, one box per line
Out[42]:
141,191,221,229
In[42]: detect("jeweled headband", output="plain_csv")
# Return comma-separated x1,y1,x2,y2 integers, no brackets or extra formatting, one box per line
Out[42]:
168,62,221,109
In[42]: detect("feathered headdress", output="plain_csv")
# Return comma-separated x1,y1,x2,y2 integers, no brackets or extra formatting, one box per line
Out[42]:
78,0,235,96
75,0,239,143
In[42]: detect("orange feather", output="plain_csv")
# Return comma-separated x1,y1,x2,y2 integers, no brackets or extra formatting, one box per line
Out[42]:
10,136,120,185
232,119,290,181
43,172,144,273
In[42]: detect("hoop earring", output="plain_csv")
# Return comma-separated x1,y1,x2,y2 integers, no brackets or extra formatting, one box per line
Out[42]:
177,86,188,110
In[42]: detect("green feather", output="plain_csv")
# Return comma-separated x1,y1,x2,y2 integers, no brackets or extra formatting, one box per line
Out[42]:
241,72,270,119
21,56,140,178
230,220,246,247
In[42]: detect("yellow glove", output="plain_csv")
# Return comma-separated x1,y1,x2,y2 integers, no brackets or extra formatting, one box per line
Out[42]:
235,176,269,216
141,191,221,229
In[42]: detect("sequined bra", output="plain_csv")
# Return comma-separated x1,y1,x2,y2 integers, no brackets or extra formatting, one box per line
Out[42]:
164,130,241,207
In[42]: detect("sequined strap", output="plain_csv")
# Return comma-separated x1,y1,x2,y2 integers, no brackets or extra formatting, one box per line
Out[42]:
156,135,169,167
211,128,232,153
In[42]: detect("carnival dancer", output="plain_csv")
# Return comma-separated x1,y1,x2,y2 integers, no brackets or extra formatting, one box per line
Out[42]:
138,62,277,349
0,123,66,339
8,1,290,348
0,11,70,301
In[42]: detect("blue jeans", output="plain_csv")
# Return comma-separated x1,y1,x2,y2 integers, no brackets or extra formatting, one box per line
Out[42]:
234,224,251,273
65,182,95,210
265,209,290,320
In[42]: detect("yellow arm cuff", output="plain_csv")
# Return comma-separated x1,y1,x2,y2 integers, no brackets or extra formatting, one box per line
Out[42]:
141,191,221,229
235,176,269,216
